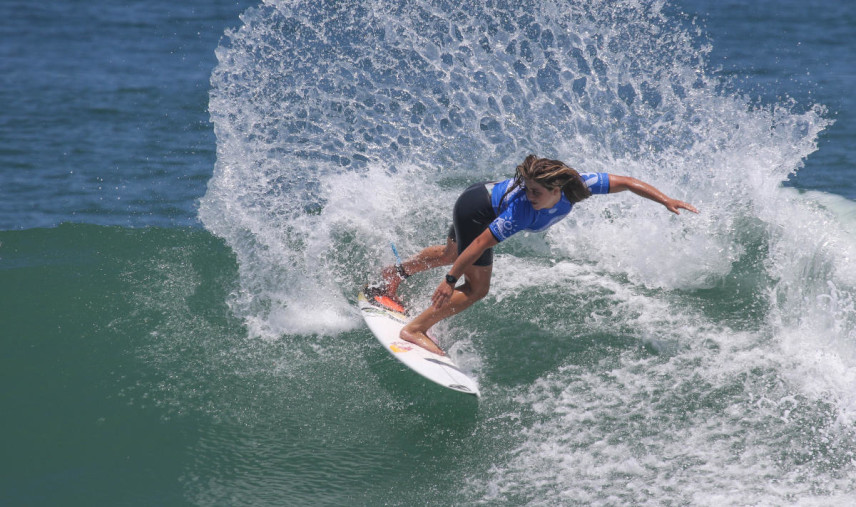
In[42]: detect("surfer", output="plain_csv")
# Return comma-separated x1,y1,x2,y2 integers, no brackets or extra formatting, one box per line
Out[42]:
367,154,698,355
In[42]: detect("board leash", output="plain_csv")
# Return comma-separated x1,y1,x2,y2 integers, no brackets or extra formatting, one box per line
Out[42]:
390,242,402,266
390,242,409,280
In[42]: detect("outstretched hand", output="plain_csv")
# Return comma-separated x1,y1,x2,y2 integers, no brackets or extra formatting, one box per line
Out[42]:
431,280,454,309
607,175,699,215
665,198,699,215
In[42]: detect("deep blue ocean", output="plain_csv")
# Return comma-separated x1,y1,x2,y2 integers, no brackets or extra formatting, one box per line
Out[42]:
2,0,855,505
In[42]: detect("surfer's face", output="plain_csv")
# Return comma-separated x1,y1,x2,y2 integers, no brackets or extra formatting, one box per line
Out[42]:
523,177,562,210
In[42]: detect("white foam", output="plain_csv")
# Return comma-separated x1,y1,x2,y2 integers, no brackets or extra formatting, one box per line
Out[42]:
469,311,856,504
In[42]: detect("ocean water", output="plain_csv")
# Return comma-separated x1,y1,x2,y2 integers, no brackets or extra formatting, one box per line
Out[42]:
2,0,855,505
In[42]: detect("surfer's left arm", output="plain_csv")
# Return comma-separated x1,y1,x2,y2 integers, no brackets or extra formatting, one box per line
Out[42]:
431,229,498,309
607,175,699,215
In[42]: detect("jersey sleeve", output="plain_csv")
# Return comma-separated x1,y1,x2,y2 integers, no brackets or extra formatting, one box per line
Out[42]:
579,172,610,194
489,212,518,242
488,199,531,242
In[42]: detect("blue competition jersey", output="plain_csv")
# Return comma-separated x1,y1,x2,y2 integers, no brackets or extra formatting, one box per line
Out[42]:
488,173,610,242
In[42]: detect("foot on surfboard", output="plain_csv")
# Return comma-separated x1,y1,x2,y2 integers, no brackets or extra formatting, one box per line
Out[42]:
425,330,440,347
362,283,406,314
400,328,446,356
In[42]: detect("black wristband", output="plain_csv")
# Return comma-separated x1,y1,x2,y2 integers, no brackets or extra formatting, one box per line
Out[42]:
445,274,457,284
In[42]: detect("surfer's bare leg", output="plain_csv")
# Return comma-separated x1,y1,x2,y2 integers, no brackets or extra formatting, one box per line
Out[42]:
381,237,457,296
400,264,492,355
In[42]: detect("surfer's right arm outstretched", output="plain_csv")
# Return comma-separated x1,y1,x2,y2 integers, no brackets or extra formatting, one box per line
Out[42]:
607,175,697,214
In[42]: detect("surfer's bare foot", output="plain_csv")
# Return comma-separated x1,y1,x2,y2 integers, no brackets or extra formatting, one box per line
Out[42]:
400,327,445,356
363,283,406,313
381,265,402,296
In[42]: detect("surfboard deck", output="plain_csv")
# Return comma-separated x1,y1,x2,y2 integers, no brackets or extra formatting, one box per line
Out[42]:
358,291,480,397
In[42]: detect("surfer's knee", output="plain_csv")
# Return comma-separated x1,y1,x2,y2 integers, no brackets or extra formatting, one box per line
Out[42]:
461,266,491,302
475,284,490,300
468,279,490,301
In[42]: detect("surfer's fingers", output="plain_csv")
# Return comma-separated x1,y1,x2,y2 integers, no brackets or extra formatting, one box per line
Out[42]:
432,289,448,305
681,201,699,213
669,199,698,214
431,286,451,308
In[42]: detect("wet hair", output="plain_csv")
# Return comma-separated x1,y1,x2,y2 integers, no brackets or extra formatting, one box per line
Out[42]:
500,154,591,206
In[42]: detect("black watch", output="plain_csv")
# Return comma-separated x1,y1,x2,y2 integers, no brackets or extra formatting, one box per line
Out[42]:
445,273,458,284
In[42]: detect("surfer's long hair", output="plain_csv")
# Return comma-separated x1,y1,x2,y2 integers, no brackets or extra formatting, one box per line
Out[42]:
500,154,592,206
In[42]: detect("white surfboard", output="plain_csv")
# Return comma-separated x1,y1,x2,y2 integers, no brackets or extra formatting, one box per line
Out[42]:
358,291,480,397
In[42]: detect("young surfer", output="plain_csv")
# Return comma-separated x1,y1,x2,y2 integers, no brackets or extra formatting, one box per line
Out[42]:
366,154,698,355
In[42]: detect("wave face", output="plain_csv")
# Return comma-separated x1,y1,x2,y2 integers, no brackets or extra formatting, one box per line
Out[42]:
200,0,856,503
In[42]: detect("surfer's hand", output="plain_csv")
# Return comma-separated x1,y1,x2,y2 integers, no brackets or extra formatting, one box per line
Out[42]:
665,198,698,215
432,280,454,309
